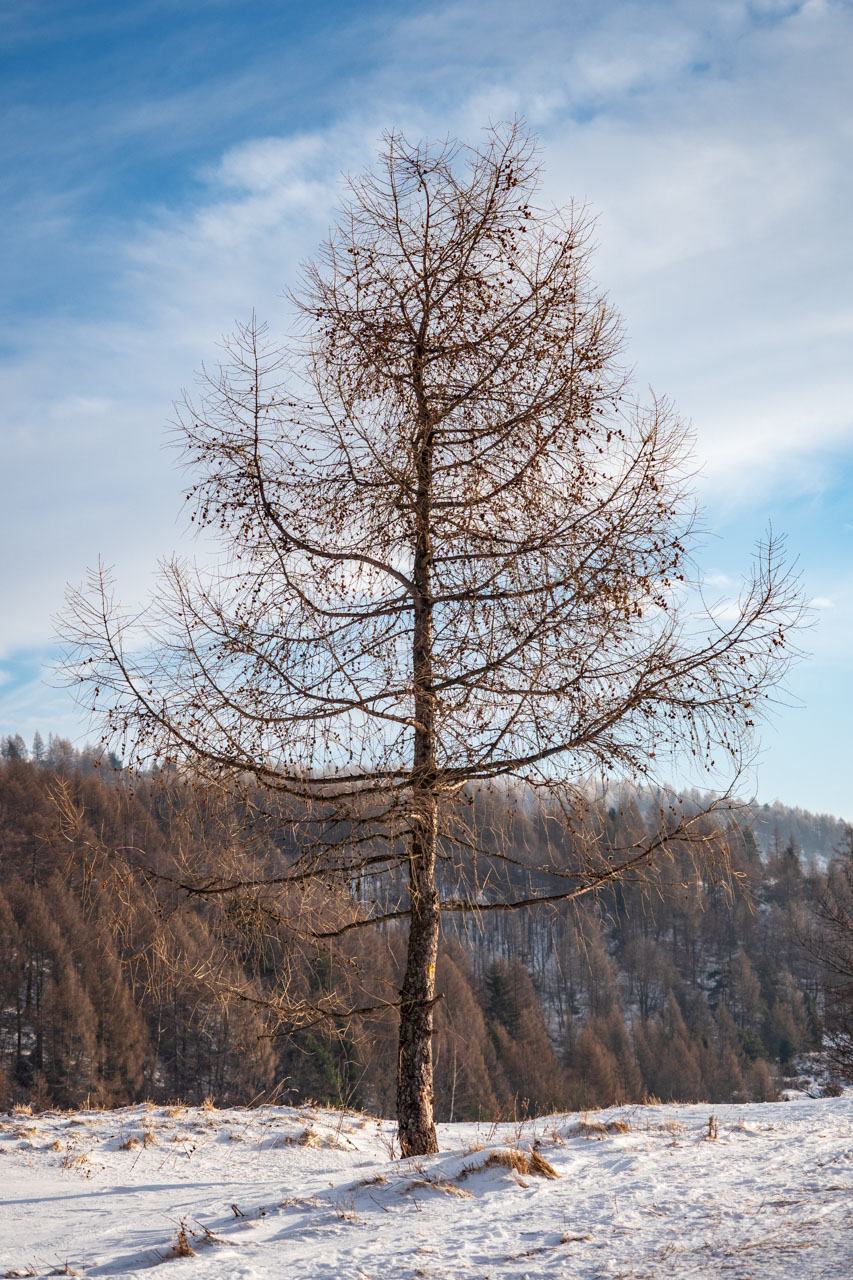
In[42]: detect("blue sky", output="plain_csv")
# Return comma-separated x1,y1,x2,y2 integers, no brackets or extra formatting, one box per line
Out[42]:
2,0,852,817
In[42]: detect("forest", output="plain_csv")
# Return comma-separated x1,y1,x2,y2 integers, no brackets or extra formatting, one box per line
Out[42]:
1,733,848,1120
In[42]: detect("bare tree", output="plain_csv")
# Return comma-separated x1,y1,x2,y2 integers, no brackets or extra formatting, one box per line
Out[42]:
62,123,801,1155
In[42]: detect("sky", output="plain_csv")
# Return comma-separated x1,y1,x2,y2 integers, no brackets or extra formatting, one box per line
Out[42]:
1,0,852,817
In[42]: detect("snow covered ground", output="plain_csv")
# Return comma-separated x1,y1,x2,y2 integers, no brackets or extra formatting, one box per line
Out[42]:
2,1095,852,1279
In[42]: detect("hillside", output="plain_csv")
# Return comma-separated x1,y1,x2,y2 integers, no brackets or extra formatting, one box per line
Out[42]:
2,747,848,1117
744,800,849,867
2,1096,852,1278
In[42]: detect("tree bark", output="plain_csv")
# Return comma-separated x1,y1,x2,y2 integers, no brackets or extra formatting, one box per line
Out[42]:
396,345,440,1158
396,798,440,1156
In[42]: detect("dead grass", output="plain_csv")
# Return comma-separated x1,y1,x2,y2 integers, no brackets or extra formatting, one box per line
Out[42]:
166,1221,196,1259
164,1216,229,1261
528,1147,561,1179
462,1145,560,1181
409,1175,473,1199
60,1151,94,1177
189,1221,227,1250
568,1119,631,1139
118,1135,140,1151
334,1199,360,1223
728,1238,816,1256
297,1127,322,1148
660,1119,686,1135
357,1173,389,1187
478,1147,529,1177
295,1126,345,1150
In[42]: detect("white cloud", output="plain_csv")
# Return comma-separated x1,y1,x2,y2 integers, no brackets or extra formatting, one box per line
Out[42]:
3,0,853,807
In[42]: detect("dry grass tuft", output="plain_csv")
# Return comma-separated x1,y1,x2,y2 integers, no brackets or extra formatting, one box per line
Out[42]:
294,1126,345,1150
410,1175,473,1199
118,1135,140,1151
464,1144,561,1181
194,1222,227,1248
357,1173,389,1187
660,1119,685,1135
60,1151,93,1176
482,1147,530,1176
167,1221,196,1258
297,1127,322,1148
334,1199,360,1223
569,1119,631,1139
527,1147,560,1179
12,1103,33,1117
142,1128,157,1147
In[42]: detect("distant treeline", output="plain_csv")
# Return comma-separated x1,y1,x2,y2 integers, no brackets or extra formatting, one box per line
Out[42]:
0,734,846,1116
743,800,848,867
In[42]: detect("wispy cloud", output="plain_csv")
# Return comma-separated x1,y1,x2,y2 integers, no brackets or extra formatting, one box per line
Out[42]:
1,0,852,809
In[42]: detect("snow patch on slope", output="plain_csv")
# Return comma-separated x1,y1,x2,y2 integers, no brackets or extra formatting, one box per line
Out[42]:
2,1096,853,1277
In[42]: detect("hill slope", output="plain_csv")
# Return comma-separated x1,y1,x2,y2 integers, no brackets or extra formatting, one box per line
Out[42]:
2,1096,852,1278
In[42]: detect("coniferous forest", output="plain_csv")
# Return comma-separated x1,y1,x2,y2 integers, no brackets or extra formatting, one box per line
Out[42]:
0,734,848,1118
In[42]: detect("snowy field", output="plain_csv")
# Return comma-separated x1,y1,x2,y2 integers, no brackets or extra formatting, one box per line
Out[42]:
2,1096,852,1279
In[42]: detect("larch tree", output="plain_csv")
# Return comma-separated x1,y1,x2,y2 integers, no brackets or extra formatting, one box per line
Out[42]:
63,123,801,1155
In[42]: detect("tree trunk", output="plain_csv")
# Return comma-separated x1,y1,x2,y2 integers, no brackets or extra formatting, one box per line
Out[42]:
397,344,440,1158
396,799,440,1156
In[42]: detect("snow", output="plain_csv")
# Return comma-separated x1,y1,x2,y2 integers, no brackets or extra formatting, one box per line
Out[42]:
2,1096,853,1278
